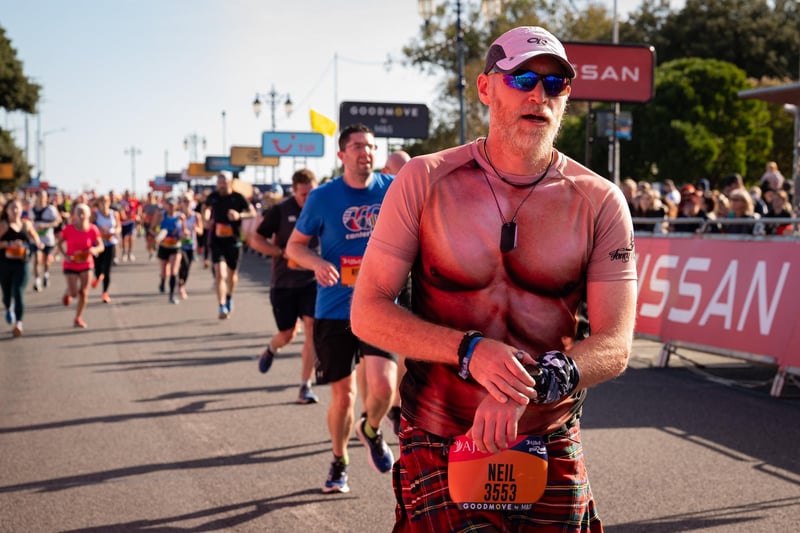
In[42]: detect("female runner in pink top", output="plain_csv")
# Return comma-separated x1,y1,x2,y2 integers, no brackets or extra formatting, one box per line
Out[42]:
56,203,104,328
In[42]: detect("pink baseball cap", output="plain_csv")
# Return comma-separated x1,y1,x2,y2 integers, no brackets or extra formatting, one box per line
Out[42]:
483,26,575,78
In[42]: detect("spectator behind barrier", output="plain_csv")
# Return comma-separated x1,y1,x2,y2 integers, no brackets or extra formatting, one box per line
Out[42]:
725,188,760,235
764,189,795,235
670,184,709,233
760,161,785,193
750,186,770,217
714,192,731,219
621,178,637,214
721,173,744,198
662,178,682,206
702,191,722,233
632,187,667,233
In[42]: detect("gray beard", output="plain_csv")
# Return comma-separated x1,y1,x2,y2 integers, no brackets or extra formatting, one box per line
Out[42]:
496,125,556,167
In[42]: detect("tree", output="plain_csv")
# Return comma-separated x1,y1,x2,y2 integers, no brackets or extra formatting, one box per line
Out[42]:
619,0,798,180
623,0,800,80
626,58,772,186
0,26,40,191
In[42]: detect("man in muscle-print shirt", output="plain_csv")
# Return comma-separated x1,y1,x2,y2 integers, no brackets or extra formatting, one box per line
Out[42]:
352,26,637,531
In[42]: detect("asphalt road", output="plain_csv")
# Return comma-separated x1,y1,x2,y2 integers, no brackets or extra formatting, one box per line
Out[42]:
1,240,798,532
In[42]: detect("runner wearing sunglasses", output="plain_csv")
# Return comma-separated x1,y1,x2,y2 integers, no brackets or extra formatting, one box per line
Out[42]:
351,26,637,531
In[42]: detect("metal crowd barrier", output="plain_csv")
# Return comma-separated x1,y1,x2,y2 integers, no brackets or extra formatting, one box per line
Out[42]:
632,216,800,237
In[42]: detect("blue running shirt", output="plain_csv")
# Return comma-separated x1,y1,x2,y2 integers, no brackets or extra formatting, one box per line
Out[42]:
294,173,394,319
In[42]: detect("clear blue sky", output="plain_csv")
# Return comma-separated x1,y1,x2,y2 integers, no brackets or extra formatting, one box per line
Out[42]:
1,0,647,195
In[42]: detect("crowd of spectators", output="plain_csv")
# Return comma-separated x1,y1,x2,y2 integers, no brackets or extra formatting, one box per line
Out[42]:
625,161,797,236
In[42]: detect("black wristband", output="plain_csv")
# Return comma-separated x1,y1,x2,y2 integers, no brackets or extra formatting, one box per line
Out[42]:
457,330,483,380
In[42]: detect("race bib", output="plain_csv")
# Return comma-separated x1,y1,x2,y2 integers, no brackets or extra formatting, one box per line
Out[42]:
162,236,179,248
72,251,90,262
5,245,27,260
180,237,193,247
448,435,548,512
215,223,234,238
340,256,362,287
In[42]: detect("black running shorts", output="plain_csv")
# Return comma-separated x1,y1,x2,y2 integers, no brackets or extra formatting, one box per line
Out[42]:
313,318,396,385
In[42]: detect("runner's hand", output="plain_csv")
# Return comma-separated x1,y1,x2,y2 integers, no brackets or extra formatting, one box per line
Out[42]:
466,396,526,454
314,261,340,287
468,338,537,406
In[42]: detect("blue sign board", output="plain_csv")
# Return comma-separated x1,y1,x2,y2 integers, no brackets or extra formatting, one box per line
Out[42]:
205,156,246,173
261,132,325,157
595,110,633,140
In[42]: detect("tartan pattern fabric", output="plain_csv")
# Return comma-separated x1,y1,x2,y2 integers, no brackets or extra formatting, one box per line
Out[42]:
392,421,603,532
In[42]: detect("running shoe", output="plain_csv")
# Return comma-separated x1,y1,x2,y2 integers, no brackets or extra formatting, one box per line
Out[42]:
386,406,402,436
322,459,350,494
158,280,165,293
33,277,42,292
297,384,319,404
12,322,22,337
128,254,136,262
101,292,111,303
43,273,49,287
91,274,103,289
258,347,275,374
169,295,179,305
5,309,13,325
179,287,188,300
62,294,72,307
225,295,233,315
74,317,87,328
355,416,394,474
218,305,229,320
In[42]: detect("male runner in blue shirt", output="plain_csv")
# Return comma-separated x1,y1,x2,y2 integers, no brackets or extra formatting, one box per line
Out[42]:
286,123,396,494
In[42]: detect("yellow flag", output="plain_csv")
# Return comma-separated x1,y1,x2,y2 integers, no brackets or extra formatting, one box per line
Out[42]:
310,108,337,137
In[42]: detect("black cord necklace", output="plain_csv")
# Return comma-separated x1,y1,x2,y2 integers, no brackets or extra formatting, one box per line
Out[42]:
484,137,554,189
481,139,554,253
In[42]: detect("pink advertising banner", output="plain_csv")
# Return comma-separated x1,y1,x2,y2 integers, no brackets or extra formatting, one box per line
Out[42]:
635,236,800,370
564,42,656,103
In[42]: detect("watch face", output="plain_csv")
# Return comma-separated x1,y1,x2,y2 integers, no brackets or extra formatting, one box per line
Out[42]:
524,364,542,378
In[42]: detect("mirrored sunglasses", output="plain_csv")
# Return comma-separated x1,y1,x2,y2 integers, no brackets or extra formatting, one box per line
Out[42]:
496,70,571,97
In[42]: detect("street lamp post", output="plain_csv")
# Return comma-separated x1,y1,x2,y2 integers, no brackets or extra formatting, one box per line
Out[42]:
418,0,502,145
252,85,293,181
183,133,207,162
221,110,227,153
253,85,294,131
124,146,141,194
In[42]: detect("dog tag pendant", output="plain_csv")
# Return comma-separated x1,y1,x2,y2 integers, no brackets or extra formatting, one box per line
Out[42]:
500,222,517,253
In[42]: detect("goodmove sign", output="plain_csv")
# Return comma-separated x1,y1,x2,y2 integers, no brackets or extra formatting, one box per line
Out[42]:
339,101,430,139
564,42,655,103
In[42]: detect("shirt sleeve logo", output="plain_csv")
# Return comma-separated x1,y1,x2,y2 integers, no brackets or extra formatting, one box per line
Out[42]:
609,233,635,263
